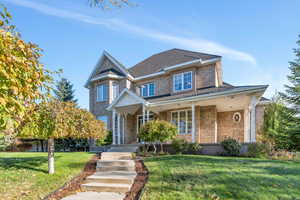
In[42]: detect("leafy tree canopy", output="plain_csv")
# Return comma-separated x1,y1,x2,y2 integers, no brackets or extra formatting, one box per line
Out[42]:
0,6,53,132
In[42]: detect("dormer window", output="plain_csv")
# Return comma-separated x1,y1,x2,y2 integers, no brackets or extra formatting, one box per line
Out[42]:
140,82,155,97
173,71,192,92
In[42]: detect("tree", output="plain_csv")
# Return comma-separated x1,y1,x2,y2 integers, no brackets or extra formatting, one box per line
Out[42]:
262,95,299,150
88,0,131,9
138,120,177,153
19,100,106,174
281,35,300,113
0,6,53,133
54,78,77,104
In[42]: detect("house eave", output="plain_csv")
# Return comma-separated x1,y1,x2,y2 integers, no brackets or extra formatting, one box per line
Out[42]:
148,85,268,107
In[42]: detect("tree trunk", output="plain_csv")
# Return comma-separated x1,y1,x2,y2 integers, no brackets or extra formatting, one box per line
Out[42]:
48,138,55,174
153,143,157,154
160,143,164,153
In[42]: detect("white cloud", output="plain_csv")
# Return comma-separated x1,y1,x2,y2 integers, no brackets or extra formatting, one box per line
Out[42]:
6,0,256,64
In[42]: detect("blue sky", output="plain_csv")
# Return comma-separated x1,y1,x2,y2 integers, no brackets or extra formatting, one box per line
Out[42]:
3,0,300,108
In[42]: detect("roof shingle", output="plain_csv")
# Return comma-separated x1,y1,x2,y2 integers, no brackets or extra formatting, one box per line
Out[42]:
128,48,221,77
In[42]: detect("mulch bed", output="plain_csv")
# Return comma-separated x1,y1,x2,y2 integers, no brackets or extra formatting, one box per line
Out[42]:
124,159,149,200
43,155,98,200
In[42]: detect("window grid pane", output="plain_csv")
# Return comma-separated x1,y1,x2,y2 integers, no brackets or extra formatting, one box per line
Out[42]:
184,72,192,89
149,83,155,96
174,74,182,91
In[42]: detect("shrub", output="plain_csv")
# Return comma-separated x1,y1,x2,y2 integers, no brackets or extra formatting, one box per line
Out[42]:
138,120,177,153
187,143,202,153
171,138,188,154
221,138,241,156
96,131,113,146
246,143,271,158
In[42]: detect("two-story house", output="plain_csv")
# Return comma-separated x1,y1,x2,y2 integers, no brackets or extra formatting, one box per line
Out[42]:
85,49,268,145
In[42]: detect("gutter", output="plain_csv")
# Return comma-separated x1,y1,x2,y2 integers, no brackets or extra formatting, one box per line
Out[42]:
148,85,268,107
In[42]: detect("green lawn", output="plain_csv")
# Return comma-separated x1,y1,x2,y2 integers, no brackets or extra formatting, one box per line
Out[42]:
142,155,300,200
0,152,93,200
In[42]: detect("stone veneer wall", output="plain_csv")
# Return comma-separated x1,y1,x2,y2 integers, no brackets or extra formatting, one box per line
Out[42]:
255,104,265,140
217,110,244,143
199,106,217,143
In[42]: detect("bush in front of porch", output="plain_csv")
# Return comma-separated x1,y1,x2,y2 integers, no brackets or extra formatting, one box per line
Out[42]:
138,120,177,154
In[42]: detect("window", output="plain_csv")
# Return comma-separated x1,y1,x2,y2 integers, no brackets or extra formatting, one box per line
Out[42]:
171,110,192,134
97,115,108,128
96,84,108,102
140,82,155,97
173,71,192,92
112,83,119,101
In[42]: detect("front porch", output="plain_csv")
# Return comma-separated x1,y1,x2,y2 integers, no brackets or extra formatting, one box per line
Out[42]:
107,87,265,145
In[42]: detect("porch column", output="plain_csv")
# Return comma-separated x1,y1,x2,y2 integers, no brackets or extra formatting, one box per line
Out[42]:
244,108,250,143
123,114,127,144
146,110,150,122
250,96,257,142
112,109,116,145
191,104,195,143
142,105,146,125
117,113,121,145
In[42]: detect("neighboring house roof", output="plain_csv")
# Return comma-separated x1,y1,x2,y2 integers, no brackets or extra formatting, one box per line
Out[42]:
128,48,221,77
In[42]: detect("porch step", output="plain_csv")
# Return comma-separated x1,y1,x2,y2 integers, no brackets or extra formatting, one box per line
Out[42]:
101,152,133,160
97,160,135,168
108,146,139,153
81,182,132,193
84,171,136,184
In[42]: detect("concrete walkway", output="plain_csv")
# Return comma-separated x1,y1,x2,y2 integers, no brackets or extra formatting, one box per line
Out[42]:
62,145,138,200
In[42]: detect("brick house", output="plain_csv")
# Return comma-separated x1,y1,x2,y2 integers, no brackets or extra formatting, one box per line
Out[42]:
85,49,268,145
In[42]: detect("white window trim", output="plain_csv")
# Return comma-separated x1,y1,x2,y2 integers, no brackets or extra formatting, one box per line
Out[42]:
136,114,154,134
96,84,108,102
140,82,155,97
171,109,192,135
112,82,119,101
173,71,193,93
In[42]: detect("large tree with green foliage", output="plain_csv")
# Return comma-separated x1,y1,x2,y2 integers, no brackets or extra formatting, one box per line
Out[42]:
54,78,77,104
20,100,106,174
0,6,53,133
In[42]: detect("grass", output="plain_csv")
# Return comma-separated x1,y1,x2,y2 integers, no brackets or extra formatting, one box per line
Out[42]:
0,152,93,200
142,155,300,200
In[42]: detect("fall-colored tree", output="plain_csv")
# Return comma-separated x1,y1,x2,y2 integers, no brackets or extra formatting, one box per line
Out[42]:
19,100,106,174
0,6,53,133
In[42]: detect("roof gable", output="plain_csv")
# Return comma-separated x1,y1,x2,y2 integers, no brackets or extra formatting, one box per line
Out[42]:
128,48,221,77
85,51,133,88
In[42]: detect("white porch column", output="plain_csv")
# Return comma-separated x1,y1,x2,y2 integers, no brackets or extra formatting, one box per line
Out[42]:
142,105,146,125
146,110,150,122
117,113,121,145
250,96,257,142
191,104,195,143
123,114,127,144
112,109,116,145
244,108,250,143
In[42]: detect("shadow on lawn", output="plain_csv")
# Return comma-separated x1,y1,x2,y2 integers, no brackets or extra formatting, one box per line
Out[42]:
0,156,61,173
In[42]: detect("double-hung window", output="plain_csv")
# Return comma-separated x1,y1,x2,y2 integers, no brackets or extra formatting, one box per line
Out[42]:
112,82,119,101
96,84,108,102
173,71,192,92
140,82,155,97
171,110,192,134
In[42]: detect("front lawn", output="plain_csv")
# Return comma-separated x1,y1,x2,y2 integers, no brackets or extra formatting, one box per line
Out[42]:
0,152,93,200
142,155,300,200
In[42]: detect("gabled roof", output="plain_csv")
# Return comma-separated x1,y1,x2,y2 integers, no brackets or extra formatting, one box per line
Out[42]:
84,51,133,88
107,88,149,111
128,48,221,77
